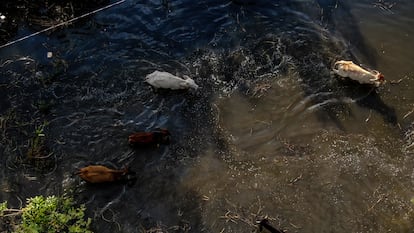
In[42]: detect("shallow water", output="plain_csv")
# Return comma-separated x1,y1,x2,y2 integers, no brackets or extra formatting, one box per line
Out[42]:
1,0,414,232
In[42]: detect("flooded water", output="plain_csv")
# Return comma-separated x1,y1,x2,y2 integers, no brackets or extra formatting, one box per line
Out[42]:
1,0,414,232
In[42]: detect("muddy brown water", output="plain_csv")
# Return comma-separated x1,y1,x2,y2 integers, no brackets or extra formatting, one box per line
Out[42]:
1,0,414,232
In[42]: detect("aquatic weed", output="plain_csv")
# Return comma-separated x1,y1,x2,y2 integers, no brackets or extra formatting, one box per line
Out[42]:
27,121,50,159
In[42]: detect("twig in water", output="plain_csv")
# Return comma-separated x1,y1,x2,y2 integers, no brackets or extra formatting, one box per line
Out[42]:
403,108,414,119
202,195,210,201
1,208,23,217
220,210,240,223
389,78,404,84
368,196,384,212
289,222,301,229
372,0,397,13
365,110,373,122
289,174,303,185
255,197,263,216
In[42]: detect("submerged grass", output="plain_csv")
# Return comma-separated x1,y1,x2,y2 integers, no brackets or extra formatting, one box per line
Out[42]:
27,121,49,159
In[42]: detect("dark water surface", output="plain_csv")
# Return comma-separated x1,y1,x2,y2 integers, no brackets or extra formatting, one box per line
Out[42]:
1,0,414,232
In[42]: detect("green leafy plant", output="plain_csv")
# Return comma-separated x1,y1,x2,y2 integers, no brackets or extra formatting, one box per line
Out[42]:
0,196,93,233
27,122,49,159
0,201,7,214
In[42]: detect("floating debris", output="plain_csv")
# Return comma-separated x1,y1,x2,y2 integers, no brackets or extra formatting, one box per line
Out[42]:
373,0,397,13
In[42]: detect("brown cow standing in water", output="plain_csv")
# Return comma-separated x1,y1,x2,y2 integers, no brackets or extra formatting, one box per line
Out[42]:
76,165,128,184
128,128,170,147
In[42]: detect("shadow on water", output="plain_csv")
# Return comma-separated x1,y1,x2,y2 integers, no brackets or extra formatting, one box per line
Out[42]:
315,0,379,66
343,81,398,125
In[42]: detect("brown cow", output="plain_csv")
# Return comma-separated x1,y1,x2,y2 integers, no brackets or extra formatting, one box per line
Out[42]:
128,128,170,147
76,165,128,184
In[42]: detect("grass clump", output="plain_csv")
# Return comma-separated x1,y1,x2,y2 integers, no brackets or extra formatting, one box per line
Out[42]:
0,196,93,233
27,122,49,159
0,201,8,213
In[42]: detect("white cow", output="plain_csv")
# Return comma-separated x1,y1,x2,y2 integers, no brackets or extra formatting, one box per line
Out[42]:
332,60,385,87
145,71,199,90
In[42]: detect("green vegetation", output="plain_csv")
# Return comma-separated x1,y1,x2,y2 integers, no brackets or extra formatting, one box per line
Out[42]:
0,201,7,213
27,122,51,160
0,196,93,233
